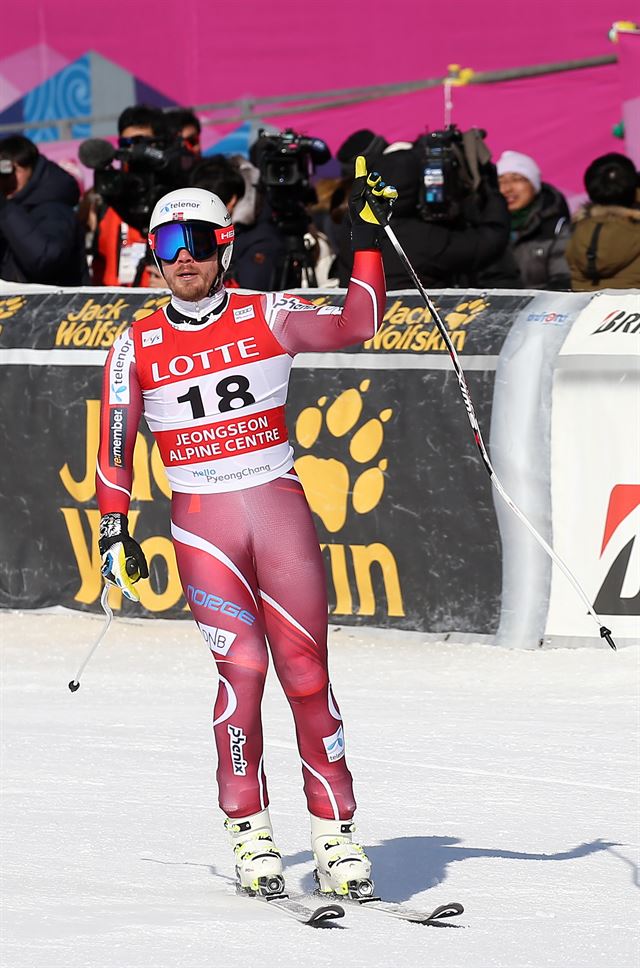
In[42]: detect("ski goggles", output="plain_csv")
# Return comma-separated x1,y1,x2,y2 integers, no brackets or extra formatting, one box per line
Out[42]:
148,220,234,263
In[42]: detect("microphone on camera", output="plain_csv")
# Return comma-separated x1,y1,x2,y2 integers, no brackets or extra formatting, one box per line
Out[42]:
79,139,116,170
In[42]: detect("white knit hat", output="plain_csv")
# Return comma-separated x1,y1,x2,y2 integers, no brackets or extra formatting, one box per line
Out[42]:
496,151,541,193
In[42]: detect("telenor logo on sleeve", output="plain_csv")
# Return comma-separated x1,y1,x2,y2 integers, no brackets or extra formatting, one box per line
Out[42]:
323,725,345,762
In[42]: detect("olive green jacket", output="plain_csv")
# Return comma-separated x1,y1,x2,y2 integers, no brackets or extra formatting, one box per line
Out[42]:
566,204,640,291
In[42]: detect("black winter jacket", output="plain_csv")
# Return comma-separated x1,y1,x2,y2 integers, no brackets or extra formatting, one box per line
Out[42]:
336,147,519,290
0,155,89,285
508,183,571,289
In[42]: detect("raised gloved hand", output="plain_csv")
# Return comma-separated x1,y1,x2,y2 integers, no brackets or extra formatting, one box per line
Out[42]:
348,154,398,250
98,512,149,603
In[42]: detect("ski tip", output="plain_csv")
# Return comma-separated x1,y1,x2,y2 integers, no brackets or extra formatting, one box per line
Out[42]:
429,902,464,921
309,903,345,926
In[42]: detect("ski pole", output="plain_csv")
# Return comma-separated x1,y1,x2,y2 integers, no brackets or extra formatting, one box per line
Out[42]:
68,584,114,691
383,222,616,650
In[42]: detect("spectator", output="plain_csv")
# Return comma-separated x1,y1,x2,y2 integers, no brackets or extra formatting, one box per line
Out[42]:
566,152,640,291
189,154,245,212
165,107,202,157
91,105,169,287
336,143,518,289
497,150,570,289
0,135,88,285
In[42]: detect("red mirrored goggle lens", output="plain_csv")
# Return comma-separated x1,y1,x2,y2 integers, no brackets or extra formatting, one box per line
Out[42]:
149,220,233,263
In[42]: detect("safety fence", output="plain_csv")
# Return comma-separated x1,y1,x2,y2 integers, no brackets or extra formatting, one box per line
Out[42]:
0,284,638,647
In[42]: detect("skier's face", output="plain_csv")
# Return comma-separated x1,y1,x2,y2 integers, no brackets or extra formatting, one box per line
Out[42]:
161,247,219,301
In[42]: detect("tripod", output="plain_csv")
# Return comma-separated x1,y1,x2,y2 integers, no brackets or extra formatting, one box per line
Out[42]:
274,232,318,290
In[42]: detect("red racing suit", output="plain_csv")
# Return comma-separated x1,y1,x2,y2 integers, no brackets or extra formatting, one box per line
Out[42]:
96,250,385,820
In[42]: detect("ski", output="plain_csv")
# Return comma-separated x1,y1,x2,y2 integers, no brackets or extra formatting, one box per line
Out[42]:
338,896,464,925
246,892,345,927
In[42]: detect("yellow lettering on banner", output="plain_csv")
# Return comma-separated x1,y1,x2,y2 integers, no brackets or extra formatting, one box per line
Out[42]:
59,400,168,503
130,434,152,501
380,328,403,350
60,507,139,607
320,544,353,614
406,307,428,325
66,298,96,322
422,328,445,352
151,443,171,498
451,330,466,351
388,306,409,325
137,536,183,611
382,299,403,322
103,299,128,321
59,400,101,501
351,543,405,616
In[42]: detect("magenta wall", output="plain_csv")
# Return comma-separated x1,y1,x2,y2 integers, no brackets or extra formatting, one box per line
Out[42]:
2,0,635,197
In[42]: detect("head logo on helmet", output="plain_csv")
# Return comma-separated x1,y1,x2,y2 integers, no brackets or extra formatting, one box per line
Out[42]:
149,188,234,294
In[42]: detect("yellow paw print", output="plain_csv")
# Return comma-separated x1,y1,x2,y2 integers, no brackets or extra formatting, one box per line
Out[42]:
132,294,170,321
0,296,26,320
294,380,392,533
444,297,489,330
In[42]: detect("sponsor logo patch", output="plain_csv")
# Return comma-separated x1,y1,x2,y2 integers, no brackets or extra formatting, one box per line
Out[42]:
108,336,133,405
142,327,163,347
228,725,248,775
592,310,640,335
593,484,640,616
187,585,256,625
197,621,237,656
233,305,256,323
109,408,127,467
322,725,345,763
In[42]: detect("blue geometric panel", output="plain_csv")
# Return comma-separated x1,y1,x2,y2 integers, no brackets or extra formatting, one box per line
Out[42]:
23,54,91,142
134,78,175,110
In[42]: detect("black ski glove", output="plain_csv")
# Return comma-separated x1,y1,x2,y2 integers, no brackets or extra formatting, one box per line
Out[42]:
348,154,398,251
98,512,149,603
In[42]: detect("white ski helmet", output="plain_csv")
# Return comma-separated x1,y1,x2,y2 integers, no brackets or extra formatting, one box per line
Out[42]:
148,187,234,285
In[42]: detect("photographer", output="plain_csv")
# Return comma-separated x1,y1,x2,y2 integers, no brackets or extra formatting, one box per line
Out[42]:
0,135,88,285
336,134,518,290
90,105,191,287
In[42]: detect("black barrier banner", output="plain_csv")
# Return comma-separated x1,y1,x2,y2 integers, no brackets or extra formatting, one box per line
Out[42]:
0,287,535,633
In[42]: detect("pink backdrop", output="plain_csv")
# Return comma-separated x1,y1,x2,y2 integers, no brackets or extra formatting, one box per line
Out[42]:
2,0,638,198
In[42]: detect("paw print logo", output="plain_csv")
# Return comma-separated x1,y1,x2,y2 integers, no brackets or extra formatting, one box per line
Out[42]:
132,294,170,321
444,297,489,330
0,295,26,320
294,379,392,533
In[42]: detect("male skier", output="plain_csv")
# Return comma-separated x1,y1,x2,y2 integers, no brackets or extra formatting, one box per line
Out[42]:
95,157,396,900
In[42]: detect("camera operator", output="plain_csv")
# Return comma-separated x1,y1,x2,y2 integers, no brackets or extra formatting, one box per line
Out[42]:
165,107,202,158
88,105,192,287
229,129,332,291
0,135,88,285
335,131,519,290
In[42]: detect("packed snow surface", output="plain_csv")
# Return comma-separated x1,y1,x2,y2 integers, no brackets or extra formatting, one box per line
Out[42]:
2,612,638,968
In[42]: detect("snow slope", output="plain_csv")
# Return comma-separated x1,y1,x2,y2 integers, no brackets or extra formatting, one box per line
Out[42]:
2,613,638,968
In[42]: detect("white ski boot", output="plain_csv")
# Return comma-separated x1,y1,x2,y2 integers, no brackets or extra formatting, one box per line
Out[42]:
225,808,285,897
311,815,374,899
